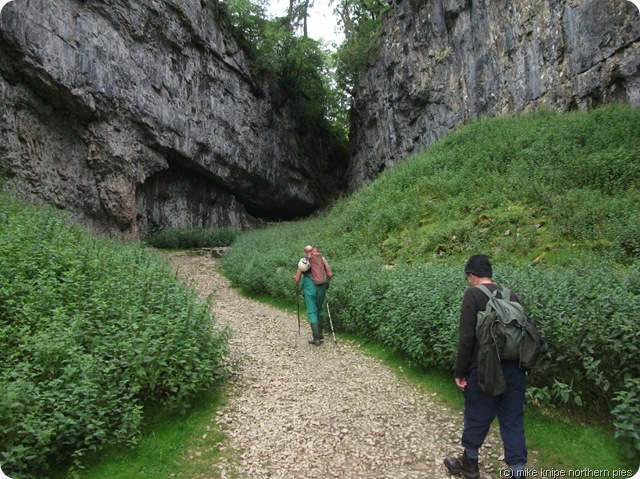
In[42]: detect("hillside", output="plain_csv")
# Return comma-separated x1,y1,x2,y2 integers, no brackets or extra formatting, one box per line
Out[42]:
222,105,640,460
333,105,640,267
225,105,640,268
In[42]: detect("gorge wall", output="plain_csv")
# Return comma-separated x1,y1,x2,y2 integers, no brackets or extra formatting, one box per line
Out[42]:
348,0,640,190
2,0,639,235
0,0,346,236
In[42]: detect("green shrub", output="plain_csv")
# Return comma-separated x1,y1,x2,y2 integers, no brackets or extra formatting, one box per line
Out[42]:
0,195,229,478
323,258,389,338
492,263,640,414
612,377,640,460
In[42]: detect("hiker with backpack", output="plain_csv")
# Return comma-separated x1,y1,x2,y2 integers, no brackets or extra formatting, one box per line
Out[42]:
444,254,540,479
294,245,333,346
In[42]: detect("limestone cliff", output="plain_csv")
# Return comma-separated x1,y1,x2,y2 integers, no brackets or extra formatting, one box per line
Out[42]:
0,0,346,236
348,0,640,190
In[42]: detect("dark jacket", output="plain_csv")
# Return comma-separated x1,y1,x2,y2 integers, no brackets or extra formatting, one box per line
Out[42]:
454,283,521,379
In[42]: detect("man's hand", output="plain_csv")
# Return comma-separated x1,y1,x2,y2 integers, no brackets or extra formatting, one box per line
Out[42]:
455,377,467,392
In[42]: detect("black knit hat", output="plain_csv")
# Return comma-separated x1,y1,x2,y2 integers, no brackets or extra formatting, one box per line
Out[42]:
464,254,493,278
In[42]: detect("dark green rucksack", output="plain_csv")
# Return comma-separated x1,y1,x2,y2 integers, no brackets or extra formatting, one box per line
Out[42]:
476,285,544,371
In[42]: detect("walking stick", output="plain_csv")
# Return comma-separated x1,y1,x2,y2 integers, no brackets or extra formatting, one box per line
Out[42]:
296,283,301,335
326,298,337,344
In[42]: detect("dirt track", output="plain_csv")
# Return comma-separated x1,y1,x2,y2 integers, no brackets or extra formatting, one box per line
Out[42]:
168,252,509,479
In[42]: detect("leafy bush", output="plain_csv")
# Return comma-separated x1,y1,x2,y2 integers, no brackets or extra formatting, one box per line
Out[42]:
324,258,388,339
0,195,229,478
144,227,241,249
612,377,640,460
492,262,640,413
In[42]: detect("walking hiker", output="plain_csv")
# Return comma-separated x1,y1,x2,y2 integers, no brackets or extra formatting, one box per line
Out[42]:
294,245,333,345
444,254,527,479
308,246,333,339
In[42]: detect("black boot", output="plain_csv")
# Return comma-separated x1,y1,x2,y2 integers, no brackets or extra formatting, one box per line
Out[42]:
317,317,324,341
308,322,322,346
443,451,479,479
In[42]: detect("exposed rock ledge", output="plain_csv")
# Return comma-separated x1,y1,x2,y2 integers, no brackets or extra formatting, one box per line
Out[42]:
348,0,640,190
0,0,346,236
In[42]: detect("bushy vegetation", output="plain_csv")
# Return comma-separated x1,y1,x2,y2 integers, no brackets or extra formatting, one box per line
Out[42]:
220,0,347,129
144,227,241,249
334,0,389,95
219,0,391,134
221,105,640,461
0,195,229,478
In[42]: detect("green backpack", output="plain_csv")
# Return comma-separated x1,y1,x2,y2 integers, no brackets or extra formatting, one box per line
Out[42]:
476,285,543,371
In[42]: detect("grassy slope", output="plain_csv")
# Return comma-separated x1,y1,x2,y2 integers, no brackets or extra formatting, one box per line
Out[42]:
324,105,640,267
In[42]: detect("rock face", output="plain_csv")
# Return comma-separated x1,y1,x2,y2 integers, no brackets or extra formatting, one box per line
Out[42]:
2,0,638,232
348,0,640,190
0,0,346,236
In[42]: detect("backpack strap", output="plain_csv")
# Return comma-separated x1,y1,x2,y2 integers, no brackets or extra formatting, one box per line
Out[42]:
476,284,511,300
499,286,511,300
475,284,492,299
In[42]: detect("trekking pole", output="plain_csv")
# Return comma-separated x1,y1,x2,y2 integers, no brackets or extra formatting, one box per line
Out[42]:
325,298,337,344
296,283,301,335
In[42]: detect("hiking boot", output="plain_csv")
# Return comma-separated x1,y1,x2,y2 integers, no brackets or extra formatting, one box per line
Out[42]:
507,467,526,478
317,318,325,340
308,323,322,346
443,451,479,479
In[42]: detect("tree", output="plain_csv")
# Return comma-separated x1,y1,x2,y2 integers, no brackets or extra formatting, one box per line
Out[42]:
222,0,352,132
285,0,313,37
333,0,388,95
333,0,387,40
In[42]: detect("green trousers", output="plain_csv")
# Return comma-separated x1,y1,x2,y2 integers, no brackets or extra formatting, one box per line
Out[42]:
301,275,327,325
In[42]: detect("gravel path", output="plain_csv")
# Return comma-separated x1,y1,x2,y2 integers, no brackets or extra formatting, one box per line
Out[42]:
168,252,509,479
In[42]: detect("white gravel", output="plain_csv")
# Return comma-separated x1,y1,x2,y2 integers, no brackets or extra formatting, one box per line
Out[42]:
168,252,510,479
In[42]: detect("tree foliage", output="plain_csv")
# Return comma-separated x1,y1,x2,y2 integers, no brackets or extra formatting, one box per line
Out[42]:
220,0,389,134
333,0,389,93
222,0,345,131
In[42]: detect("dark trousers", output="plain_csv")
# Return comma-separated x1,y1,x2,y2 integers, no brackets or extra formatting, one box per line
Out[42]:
462,362,527,466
